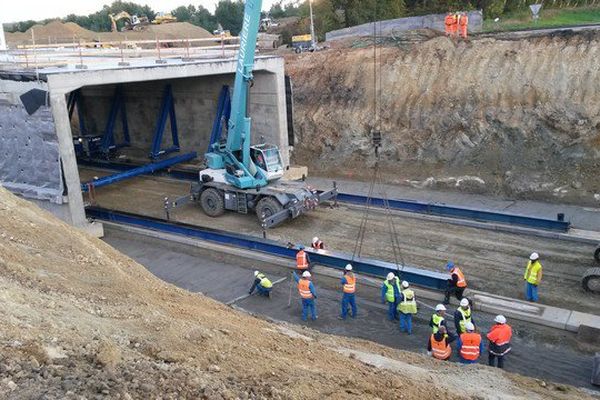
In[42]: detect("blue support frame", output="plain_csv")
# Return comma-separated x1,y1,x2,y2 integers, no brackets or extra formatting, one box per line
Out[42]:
85,206,450,290
208,85,231,152
67,89,87,136
100,85,131,156
149,84,180,160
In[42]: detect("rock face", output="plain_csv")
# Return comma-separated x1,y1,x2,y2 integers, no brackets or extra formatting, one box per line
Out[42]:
287,30,600,204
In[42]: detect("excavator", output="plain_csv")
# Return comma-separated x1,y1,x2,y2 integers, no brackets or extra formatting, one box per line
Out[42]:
109,12,149,32
152,12,178,24
168,0,335,228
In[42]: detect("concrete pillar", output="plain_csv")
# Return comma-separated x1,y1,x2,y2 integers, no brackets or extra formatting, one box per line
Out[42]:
0,19,6,51
273,65,290,168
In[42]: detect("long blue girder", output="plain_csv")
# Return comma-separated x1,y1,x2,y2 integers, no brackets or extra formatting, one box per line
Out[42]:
77,160,570,233
85,206,450,290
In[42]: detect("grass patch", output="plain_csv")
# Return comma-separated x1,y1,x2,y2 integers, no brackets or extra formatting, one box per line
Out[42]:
483,6,600,32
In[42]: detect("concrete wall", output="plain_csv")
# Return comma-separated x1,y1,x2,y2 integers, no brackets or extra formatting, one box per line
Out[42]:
76,70,283,160
326,11,483,42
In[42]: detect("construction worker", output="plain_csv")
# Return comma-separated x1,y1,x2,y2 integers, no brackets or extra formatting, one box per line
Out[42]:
458,12,468,39
450,12,459,37
249,270,273,297
444,12,454,36
487,315,512,369
311,236,324,250
454,298,475,334
381,272,402,321
293,270,317,321
427,325,456,361
457,322,483,364
296,245,310,271
444,261,467,304
524,252,542,302
429,304,448,334
339,264,357,320
397,280,417,334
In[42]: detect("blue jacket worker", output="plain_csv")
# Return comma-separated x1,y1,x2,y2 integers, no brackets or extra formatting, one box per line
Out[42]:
293,270,318,321
249,270,273,297
339,264,357,320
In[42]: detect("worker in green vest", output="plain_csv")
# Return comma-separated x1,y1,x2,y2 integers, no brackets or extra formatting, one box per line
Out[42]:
430,304,448,334
524,252,542,302
381,272,402,321
397,280,418,334
249,270,273,297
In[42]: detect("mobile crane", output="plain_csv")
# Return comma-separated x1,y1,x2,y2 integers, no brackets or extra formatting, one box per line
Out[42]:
167,0,336,228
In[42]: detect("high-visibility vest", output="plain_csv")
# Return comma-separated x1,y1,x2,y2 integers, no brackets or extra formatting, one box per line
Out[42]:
524,261,542,285
397,289,417,314
256,273,272,289
430,334,451,360
459,332,481,360
457,307,472,333
298,279,313,299
444,15,454,28
296,250,309,269
311,240,324,250
343,273,356,294
487,324,512,356
431,313,444,334
383,278,401,303
459,15,468,27
451,267,467,288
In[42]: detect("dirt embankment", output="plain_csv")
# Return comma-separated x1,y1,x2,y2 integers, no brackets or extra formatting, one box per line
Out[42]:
286,30,600,205
0,187,592,399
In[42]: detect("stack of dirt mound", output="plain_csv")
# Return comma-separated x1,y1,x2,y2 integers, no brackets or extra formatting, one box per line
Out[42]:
96,22,214,42
0,186,591,399
6,20,96,46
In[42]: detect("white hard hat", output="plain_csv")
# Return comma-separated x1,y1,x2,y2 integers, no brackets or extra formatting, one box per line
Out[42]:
345,264,353,271
386,272,395,280
465,322,475,331
401,280,409,288
460,298,469,307
435,304,446,312
530,252,539,261
494,315,507,324
312,237,319,243
302,271,311,278
254,270,259,277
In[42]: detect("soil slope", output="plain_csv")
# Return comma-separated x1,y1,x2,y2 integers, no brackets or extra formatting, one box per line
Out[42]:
286,30,600,205
0,187,592,399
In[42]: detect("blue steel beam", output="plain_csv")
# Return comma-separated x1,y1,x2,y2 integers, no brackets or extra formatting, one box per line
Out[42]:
85,206,450,290
81,152,197,192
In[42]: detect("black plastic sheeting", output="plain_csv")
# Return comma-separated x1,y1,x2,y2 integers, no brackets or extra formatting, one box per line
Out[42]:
593,353,600,386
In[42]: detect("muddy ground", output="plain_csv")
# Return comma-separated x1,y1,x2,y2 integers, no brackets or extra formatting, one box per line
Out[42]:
79,168,599,315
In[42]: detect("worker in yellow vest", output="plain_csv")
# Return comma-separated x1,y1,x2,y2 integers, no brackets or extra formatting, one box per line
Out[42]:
524,252,542,302
397,281,417,334
429,304,448,334
381,272,402,321
454,298,475,334
339,264,357,320
249,270,273,297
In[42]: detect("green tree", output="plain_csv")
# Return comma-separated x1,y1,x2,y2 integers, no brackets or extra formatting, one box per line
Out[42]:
215,0,245,35
191,5,218,32
172,5,196,22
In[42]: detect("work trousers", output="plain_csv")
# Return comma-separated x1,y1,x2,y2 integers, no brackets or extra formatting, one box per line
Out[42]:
444,286,465,303
399,312,413,334
256,286,271,297
387,300,398,321
459,357,478,364
525,282,539,302
301,298,317,321
341,293,357,319
488,353,505,368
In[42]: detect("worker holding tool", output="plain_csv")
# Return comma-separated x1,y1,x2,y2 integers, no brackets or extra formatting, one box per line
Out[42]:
339,264,357,320
381,272,402,321
444,261,467,304
454,298,475,334
524,252,542,302
430,304,449,334
444,12,455,36
397,281,417,334
311,236,324,250
457,322,483,364
296,245,311,271
249,270,273,297
427,325,456,361
293,270,317,321
458,12,468,39
487,315,512,369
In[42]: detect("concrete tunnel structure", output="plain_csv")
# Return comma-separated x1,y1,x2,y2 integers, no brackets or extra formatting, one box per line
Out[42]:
0,56,291,237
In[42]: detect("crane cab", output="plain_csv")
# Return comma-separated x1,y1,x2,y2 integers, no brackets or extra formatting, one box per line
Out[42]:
251,144,284,181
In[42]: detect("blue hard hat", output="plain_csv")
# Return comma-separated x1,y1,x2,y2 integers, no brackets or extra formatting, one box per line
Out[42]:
446,261,454,270
298,245,305,250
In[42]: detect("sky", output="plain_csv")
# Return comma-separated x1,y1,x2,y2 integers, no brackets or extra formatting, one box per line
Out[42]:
3,0,290,23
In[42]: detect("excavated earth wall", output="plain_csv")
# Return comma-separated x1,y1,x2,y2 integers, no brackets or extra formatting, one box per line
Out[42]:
287,30,600,205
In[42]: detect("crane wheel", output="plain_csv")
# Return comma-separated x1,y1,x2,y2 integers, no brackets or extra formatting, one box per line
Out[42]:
200,188,225,217
582,267,600,294
256,197,283,220
594,246,600,263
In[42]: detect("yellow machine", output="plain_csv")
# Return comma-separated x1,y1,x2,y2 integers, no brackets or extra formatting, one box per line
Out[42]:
152,12,178,24
109,12,149,32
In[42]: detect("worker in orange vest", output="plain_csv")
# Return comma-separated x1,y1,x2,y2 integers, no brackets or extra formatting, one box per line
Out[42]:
450,13,459,37
339,264,357,319
296,245,311,271
427,325,456,361
444,261,467,304
487,315,512,368
293,270,317,321
457,322,483,364
444,12,454,36
311,236,324,250
458,12,468,39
